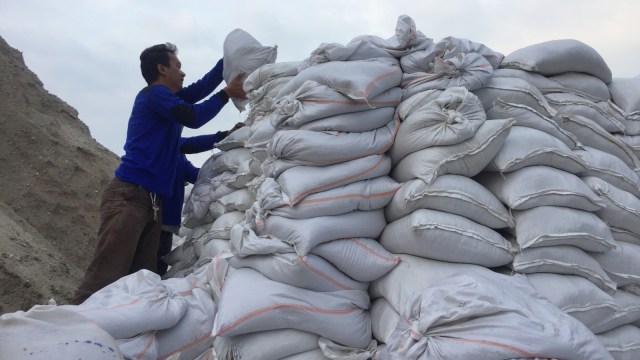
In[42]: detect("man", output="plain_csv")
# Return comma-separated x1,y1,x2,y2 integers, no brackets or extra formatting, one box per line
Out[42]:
71,43,245,304
156,127,243,276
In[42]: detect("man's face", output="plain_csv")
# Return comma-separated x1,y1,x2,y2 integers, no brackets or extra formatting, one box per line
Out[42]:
160,52,185,93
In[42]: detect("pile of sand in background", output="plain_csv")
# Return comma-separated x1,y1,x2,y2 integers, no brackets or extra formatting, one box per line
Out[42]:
0,35,119,314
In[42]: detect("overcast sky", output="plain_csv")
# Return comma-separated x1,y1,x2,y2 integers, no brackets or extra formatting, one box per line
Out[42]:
1,1,639,167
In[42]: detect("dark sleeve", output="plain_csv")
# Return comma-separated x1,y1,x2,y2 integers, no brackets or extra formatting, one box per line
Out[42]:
182,158,200,184
179,132,227,154
177,59,225,104
147,85,229,129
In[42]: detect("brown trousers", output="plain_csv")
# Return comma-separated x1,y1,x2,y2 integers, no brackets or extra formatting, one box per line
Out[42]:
71,177,161,304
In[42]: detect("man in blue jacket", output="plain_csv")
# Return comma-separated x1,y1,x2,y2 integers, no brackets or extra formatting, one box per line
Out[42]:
71,43,245,304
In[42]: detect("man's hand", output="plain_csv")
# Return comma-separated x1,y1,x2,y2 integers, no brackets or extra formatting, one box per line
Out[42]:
223,72,247,99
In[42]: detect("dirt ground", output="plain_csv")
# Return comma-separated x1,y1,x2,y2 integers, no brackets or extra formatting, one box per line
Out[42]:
0,35,120,314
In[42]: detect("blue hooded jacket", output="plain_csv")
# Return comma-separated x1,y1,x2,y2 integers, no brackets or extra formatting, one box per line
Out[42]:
115,59,229,197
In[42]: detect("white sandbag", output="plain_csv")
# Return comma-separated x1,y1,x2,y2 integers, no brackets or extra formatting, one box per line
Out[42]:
208,211,245,240
546,92,626,133
209,188,254,218
385,175,514,228
246,76,292,124
527,273,617,331
213,329,319,360
199,238,231,260
209,175,236,199
305,15,431,67
592,242,640,288
116,332,157,360
156,287,217,360
610,227,640,246
500,39,612,83
472,76,557,117
512,245,617,295
298,107,396,133
317,337,376,360
401,53,493,98
223,28,278,111
184,182,214,221
276,154,392,205
211,148,252,174
228,253,367,292
215,126,251,151
558,114,640,169
277,58,402,101
596,325,640,360
0,305,124,360
575,146,640,197
369,254,486,313
608,76,640,115
614,133,640,159
485,99,580,149
243,61,300,94
230,222,294,257
212,268,371,349
476,165,605,211
266,118,398,166
381,269,613,360
256,176,399,219
273,81,402,129
311,238,400,282
380,209,513,267
246,113,279,148
60,270,188,339
392,118,514,184
281,349,330,360
258,210,386,256
399,43,441,74
390,87,486,163
436,36,504,69
592,290,640,335
485,126,589,173
512,206,616,252
493,67,565,90
370,297,401,344
551,72,611,101
583,176,640,236
400,35,503,74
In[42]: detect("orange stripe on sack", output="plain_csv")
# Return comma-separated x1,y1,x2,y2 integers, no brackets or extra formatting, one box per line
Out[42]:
442,336,554,358
78,296,143,313
350,238,401,263
298,186,400,205
298,256,353,290
363,69,402,98
291,155,387,204
305,117,401,165
304,98,401,106
133,331,157,360
215,303,360,336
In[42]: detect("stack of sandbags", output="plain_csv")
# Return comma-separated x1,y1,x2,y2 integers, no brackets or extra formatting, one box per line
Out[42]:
211,17,442,359
379,268,612,359
370,35,518,351
55,260,226,360
472,39,640,359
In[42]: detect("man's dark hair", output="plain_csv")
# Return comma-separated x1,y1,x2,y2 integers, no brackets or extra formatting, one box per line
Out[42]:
140,43,178,85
